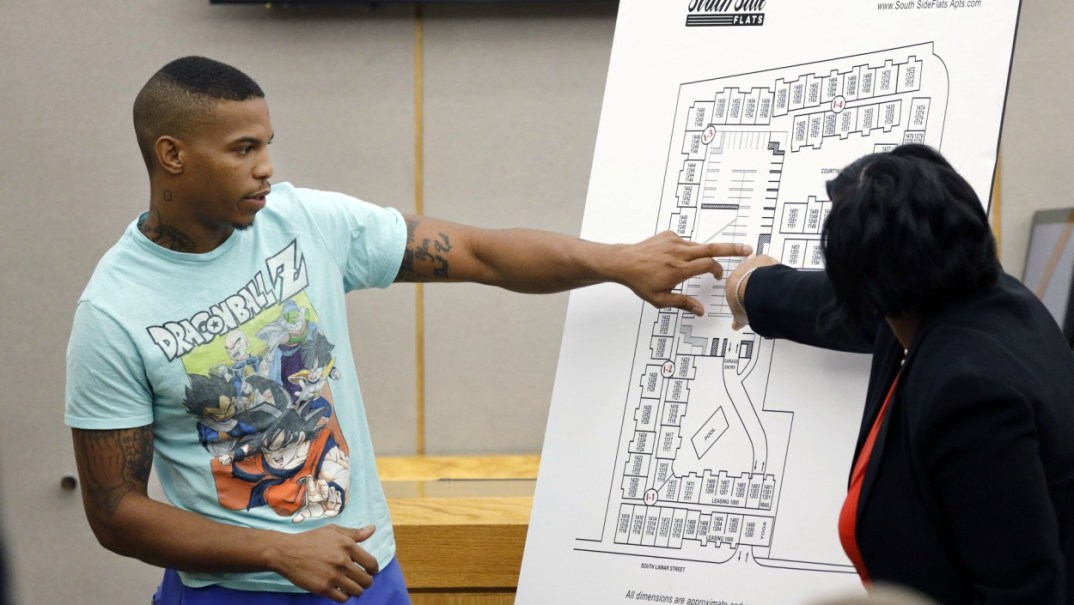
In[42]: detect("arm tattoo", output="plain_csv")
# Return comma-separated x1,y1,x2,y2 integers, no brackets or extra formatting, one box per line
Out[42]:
396,218,453,282
139,208,196,252
75,428,154,518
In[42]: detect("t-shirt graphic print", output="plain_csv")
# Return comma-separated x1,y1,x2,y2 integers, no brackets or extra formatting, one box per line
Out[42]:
177,291,351,523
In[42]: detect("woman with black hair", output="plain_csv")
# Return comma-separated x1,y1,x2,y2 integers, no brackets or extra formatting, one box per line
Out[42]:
727,144,1074,604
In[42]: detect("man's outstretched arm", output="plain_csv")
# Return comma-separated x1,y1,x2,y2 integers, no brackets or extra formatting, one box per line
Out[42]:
394,215,752,316
71,427,378,603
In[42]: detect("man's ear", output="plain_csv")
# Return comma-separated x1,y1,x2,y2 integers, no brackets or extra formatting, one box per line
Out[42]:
155,136,184,175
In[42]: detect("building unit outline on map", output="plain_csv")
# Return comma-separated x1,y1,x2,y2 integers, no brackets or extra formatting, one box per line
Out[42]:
575,43,947,573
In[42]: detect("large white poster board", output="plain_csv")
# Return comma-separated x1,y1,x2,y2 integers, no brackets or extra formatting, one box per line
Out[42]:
519,2,1021,604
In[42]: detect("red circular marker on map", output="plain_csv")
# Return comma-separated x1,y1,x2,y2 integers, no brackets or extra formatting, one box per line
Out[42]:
644,489,659,506
701,125,716,145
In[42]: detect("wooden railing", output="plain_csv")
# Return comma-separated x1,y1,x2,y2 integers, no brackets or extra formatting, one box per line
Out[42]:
376,455,540,605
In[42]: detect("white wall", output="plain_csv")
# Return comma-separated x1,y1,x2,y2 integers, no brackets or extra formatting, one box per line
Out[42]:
0,0,1067,603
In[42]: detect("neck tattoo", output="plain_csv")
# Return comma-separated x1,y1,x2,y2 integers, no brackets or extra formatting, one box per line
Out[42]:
140,209,196,252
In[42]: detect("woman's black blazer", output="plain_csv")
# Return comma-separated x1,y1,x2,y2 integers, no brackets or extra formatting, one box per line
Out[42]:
745,266,1074,604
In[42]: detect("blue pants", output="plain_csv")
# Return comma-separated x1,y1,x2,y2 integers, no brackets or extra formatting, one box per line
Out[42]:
152,558,410,605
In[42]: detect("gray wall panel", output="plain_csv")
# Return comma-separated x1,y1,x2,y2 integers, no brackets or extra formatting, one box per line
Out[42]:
421,3,616,454
999,0,1074,276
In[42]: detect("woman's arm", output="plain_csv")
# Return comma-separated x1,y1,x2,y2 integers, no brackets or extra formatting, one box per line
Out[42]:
728,257,876,353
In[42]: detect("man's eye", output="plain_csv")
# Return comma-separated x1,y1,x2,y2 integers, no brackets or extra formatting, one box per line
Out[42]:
236,147,252,156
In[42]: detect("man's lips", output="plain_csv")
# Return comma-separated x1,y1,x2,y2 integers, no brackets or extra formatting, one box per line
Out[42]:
243,190,270,209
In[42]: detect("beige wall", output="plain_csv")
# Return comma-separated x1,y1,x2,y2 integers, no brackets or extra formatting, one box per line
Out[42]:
998,1,1074,273
0,1,1067,603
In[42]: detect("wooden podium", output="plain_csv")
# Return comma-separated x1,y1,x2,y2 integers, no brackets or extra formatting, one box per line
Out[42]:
376,455,539,605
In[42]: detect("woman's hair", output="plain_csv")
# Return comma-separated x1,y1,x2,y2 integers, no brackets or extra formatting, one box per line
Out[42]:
821,144,999,327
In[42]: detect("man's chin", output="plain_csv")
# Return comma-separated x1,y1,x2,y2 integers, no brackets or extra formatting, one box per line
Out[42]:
233,218,255,231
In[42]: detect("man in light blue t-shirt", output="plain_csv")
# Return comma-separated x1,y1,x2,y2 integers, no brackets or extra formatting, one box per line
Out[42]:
65,56,750,604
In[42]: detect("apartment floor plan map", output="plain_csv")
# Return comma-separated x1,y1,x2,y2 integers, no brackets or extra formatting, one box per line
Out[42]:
519,3,1019,603
592,44,946,571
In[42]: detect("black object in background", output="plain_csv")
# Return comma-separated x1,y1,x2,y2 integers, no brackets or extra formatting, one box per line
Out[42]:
211,0,610,4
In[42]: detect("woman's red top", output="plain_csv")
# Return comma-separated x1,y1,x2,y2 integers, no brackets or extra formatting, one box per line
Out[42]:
838,375,900,584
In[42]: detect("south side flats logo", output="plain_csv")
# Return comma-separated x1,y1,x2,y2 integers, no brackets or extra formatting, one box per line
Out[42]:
686,0,767,27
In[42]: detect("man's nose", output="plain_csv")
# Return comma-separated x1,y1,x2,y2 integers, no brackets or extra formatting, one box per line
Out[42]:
255,150,274,181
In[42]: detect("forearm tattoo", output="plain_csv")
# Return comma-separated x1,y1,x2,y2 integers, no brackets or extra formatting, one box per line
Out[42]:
396,217,453,281
75,428,153,518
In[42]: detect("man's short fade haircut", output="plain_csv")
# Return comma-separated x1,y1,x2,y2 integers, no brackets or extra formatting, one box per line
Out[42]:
133,56,264,171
